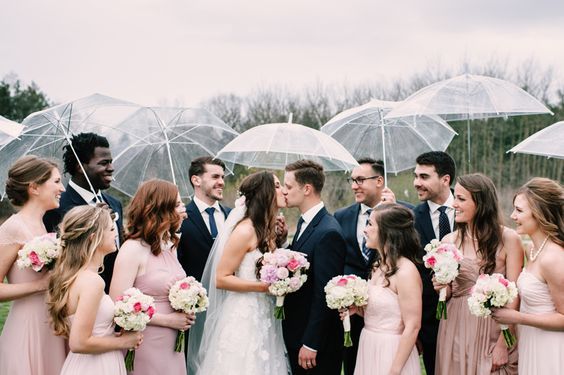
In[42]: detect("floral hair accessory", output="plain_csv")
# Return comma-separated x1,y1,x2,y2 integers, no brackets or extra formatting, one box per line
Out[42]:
235,195,246,207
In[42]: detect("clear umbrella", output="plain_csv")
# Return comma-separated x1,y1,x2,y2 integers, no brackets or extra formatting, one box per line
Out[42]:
321,99,457,185
110,106,238,198
0,94,142,198
0,115,24,145
508,121,564,159
384,74,553,165
215,117,358,172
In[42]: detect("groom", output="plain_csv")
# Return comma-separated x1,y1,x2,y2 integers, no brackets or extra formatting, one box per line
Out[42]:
282,159,346,375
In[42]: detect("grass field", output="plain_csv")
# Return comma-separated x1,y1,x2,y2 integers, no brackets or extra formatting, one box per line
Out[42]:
0,301,10,333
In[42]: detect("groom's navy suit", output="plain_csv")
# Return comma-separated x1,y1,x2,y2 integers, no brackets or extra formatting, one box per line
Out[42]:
413,201,441,375
177,199,231,282
43,184,124,293
334,200,414,375
283,207,346,375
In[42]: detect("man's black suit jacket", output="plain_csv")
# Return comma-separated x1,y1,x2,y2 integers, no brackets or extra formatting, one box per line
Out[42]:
282,207,346,373
177,200,231,282
43,184,124,293
413,201,440,374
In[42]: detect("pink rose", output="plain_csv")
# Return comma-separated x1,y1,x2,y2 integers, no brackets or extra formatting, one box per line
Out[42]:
147,305,155,318
133,302,142,312
426,256,437,267
336,278,348,286
499,278,509,287
287,259,300,272
180,282,190,290
29,251,41,266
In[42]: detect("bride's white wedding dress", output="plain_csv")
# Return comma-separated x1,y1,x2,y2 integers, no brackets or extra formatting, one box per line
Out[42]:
195,249,289,375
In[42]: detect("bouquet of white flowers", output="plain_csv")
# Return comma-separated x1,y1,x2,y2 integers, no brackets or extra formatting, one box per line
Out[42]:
324,275,369,347
168,277,209,352
16,233,60,272
422,239,464,319
258,248,309,319
467,273,518,347
114,287,156,371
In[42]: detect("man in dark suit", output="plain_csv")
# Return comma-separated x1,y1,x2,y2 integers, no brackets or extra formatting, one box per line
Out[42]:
177,156,231,282
43,132,123,293
282,159,346,375
412,151,456,375
334,158,414,375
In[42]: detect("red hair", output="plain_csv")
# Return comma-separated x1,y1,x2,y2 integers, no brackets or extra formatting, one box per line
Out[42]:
126,179,181,255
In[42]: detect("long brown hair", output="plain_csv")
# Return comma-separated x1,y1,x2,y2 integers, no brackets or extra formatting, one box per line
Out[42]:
372,204,420,287
515,177,564,247
239,171,278,253
457,173,503,274
47,206,112,337
126,179,182,255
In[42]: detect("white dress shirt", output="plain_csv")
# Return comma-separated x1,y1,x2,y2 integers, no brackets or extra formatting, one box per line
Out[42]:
427,193,455,239
295,201,325,241
356,203,374,250
193,196,226,234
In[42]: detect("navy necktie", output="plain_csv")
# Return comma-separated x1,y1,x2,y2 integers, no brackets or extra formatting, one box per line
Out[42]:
438,206,451,240
292,216,305,247
361,209,373,263
205,207,218,239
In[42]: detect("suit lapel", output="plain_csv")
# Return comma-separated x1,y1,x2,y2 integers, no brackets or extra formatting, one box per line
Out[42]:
420,202,436,245
346,205,362,253
67,185,88,206
187,200,213,241
293,207,327,251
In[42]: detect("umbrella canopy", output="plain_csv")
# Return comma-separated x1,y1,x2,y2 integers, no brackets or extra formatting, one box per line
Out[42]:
0,94,142,197
216,122,358,171
385,74,552,121
321,99,457,182
508,121,564,159
0,115,24,145
110,106,238,198
384,74,553,166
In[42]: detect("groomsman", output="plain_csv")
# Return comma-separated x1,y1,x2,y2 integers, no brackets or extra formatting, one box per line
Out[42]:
412,151,456,375
282,159,346,375
334,158,413,375
43,132,123,293
177,156,231,281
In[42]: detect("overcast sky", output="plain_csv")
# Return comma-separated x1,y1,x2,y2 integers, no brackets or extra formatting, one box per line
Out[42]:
2,0,564,107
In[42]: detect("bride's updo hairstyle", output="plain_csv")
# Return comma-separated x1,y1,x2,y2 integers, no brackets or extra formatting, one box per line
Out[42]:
5,155,58,207
238,171,277,253
47,205,112,337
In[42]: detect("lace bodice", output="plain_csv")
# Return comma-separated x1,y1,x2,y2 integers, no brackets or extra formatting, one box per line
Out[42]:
235,249,263,281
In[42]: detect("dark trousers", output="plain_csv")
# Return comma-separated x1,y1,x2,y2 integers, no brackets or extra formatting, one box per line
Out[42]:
288,347,343,375
343,314,364,375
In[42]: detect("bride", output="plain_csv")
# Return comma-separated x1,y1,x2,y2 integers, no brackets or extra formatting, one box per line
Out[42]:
187,171,290,375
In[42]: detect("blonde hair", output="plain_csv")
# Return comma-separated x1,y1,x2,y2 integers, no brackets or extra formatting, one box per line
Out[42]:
47,205,112,337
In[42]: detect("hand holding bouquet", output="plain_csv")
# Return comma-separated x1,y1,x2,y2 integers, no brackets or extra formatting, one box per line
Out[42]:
16,233,60,272
422,239,463,319
259,248,309,319
324,275,369,347
114,288,156,371
168,277,209,352
467,273,518,347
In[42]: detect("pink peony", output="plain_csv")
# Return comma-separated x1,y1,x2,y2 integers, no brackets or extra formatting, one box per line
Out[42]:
147,305,155,318
180,282,190,290
29,251,41,266
427,256,437,267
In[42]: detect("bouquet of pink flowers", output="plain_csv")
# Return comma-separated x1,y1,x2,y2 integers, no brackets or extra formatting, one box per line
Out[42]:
114,287,156,371
16,233,60,272
258,248,310,319
168,276,209,352
422,239,464,319
467,273,518,347
324,275,369,347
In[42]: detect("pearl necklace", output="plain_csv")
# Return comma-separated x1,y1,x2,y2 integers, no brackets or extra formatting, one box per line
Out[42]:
529,236,549,261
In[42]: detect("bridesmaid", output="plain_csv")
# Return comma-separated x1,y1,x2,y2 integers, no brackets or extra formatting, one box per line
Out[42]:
434,173,522,374
47,205,143,374
492,177,564,374
0,155,66,374
110,179,194,375
346,204,422,375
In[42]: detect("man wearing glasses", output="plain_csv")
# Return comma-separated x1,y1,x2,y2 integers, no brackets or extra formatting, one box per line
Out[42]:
334,158,413,375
